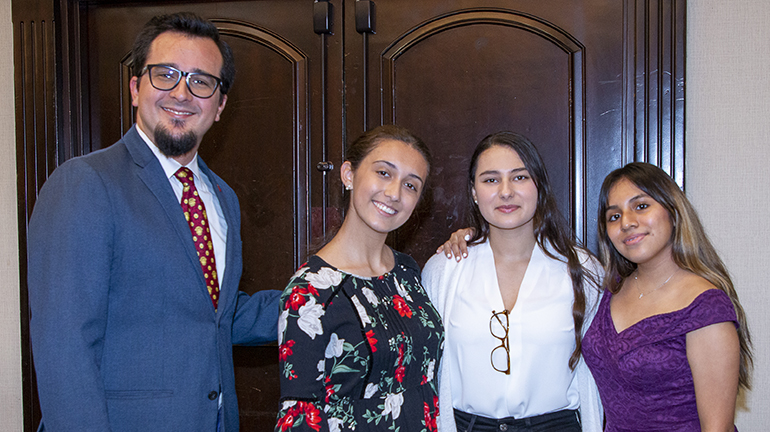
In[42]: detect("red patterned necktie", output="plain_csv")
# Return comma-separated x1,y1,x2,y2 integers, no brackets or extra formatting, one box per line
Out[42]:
174,167,220,311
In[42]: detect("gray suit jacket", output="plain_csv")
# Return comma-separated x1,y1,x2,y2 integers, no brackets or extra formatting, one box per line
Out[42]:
28,125,280,431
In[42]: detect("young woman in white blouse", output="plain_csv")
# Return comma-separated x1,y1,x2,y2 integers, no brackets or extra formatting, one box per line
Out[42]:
422,132,603,432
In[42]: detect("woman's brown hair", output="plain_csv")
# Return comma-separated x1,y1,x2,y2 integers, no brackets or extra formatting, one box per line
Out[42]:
596,162,753,390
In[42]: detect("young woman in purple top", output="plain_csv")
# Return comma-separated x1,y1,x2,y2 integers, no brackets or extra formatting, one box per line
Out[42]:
582,162,753,432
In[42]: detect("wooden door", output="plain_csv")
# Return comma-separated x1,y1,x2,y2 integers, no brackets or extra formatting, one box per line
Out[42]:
344,0,685,262
14,0,684,430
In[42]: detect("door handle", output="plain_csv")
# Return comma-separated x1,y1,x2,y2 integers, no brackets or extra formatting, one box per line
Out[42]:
316,161,334,172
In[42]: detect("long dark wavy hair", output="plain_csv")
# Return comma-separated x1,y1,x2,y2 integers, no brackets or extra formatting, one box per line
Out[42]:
597,162,753,390
466,131,598,370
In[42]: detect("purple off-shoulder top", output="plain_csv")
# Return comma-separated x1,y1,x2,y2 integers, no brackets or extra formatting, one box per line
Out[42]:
583,288,738,432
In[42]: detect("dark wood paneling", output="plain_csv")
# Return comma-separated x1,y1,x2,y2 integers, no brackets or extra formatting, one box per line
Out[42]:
13,3,56,429
346,1,619,258
378,8,585,261
345,0,685,260
13,0,685,430
625,0,686,185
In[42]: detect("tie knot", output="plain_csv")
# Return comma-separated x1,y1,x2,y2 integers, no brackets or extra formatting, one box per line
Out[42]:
175,167,195,185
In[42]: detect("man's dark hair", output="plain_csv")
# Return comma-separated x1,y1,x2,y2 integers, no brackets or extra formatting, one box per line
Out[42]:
131,12,235,95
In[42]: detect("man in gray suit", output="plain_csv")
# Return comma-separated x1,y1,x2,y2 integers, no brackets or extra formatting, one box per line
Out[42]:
27,12,279,431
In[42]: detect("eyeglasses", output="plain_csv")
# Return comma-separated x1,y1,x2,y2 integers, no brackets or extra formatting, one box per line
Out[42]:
490,309,510,375
140,64,222,99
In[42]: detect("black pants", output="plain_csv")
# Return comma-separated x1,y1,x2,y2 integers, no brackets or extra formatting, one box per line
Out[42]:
454,408,581,432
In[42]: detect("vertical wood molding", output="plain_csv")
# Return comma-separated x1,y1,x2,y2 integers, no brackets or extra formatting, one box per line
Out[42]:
58,0,90,159
13,1,56,428
15,2,56,219
625,0,686,186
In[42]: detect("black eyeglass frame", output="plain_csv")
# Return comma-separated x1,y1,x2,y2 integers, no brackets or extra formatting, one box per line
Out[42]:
140,64,223,99
490,309,510,375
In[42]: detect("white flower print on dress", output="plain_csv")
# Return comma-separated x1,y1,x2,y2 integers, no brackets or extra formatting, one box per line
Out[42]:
350,295,372,326
290,266,308,282
278,309,289,345
364,383,378,399
395,278,412,302
426,359,435,383
305,267,343,289
325,333,345,358
361,287,379,306
298,297,325,339
382,392,404,419
276,254,444,432
316,359,325,381
328,417,343,432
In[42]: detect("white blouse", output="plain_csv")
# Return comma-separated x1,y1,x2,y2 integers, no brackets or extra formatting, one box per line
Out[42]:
422,240,603,432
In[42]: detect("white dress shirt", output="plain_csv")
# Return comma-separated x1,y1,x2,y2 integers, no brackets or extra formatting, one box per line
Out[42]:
422,240,603,432
137,126,228,286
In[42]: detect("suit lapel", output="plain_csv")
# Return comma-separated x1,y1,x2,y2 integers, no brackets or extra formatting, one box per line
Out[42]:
123,126,210,302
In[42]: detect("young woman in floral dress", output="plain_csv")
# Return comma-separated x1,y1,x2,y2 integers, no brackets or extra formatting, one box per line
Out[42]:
275,125,443,432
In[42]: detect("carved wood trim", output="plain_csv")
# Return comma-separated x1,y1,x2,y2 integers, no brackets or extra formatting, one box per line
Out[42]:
13,3,56,429
212,19,311,270
624,0,686,186
380,8,589,239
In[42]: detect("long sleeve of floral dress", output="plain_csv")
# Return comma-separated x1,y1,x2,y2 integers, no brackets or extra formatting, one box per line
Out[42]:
275,251,444,432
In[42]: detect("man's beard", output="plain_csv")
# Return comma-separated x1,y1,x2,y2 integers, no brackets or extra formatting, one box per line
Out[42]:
154,124,198,157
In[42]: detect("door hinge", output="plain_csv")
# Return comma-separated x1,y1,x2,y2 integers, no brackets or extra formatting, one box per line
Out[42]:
313,0,333,34
355,0,376,34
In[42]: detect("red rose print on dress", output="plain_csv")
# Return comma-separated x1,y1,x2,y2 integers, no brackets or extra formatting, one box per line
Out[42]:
392,295,413,318
365,330,378,352
276,405,296,431
301,402,322,431
395,364,405,383
286,286,308,310
276,401,322,431
278,340,295,361
395,344,406,383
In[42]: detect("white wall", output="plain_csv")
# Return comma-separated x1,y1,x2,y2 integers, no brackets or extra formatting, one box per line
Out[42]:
687,2,770,430
0,1,767,430
0,0,23,429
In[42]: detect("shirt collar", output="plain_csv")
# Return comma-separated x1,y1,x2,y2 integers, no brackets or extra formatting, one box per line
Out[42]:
136,125,202,181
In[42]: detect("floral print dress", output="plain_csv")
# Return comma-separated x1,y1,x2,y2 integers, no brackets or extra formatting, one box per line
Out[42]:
275,251,444,432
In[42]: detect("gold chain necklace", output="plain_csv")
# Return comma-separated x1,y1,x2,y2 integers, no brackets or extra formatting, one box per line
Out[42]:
634,269,677,299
